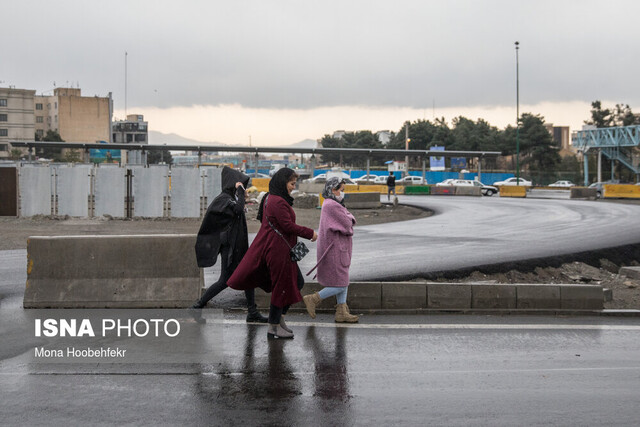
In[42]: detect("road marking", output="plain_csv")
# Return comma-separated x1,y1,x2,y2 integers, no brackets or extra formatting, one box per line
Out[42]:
230,319,640,331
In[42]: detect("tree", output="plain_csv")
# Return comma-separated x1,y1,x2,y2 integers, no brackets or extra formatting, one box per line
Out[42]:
585,100,613,128
341,131,378,166
585,101,640,128
318,134,342,165
62,149,82,163
612,104,640,127
35,130,65,161
9,148,23,160
518,113,560,172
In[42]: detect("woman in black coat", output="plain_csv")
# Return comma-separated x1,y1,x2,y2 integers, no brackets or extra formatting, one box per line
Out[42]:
193,166,267,323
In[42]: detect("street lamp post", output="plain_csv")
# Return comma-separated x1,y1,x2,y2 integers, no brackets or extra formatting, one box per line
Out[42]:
404,121,410,177
515,41,520,185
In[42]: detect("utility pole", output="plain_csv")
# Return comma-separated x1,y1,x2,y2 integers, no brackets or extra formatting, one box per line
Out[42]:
405,121,410,177
515,41,520,185
125,52,128,117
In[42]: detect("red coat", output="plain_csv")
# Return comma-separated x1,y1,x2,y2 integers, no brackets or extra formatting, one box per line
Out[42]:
227,194,314,307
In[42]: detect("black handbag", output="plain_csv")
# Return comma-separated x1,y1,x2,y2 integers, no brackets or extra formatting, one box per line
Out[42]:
264,195,309,262
268,220,309,262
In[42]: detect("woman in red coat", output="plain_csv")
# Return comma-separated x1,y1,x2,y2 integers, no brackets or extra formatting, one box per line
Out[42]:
227,168,317,339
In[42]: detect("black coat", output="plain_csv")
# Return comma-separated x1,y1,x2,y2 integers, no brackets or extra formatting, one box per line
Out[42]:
195,167,251,268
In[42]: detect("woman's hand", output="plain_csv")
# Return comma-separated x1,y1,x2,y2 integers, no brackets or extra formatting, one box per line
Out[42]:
311,231,318,242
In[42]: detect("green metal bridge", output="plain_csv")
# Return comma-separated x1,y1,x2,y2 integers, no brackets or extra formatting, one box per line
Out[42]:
571,125,640,185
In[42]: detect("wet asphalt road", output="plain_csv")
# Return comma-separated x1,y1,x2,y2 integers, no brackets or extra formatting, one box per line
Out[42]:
3,196,640,425
336,195,640,280
2,313,640,426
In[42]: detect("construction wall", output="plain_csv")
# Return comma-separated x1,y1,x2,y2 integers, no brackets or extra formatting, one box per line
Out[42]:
12,164,223,218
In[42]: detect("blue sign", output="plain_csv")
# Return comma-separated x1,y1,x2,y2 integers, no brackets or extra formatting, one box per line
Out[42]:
450,157,467,170
430,146,445,171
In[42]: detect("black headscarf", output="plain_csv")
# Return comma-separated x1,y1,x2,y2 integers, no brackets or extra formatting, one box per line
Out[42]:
257,167,297,221
221,166,251,196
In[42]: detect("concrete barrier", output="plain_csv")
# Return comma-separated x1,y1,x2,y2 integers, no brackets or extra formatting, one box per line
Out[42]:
24,235,202,308
254,281,604,311
430,186,455,195
343,192,381,209
498,186,527,198
603,184,640,199
319,192,381,209
570,187,597,200
454,186,482,196
404,185,431,195
298,182,325,193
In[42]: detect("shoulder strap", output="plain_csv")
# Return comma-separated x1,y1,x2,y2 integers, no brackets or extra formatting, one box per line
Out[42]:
265,195,293,250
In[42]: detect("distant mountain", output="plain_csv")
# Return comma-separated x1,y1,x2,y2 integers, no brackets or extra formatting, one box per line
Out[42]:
149,131,316,149
287,138,318,149
148,131,226,146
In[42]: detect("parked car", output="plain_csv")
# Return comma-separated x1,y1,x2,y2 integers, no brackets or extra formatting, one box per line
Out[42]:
373,175,389,184
588,180,619,198
305,173,356,185
305,173,327,183
435,179,456,186
444,179,498,196
492,177,532,186
397,175,426,185
354,174,380,184
548,180,575,188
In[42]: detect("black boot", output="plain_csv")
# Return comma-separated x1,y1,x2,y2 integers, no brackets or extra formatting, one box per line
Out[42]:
188,306,206,324
246,306,268,323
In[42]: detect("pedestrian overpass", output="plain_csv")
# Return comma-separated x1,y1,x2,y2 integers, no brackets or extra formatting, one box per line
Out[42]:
572,125,640,185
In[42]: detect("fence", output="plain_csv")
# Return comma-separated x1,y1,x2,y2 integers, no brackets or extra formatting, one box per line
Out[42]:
5,163,223,218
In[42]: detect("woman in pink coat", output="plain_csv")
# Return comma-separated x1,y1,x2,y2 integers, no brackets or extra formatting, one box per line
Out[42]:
304,177,359,323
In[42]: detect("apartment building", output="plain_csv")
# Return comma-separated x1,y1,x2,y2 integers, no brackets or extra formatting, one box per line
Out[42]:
545,124,573,156
34,88,112,143
0,87,36,159
113,114,148,164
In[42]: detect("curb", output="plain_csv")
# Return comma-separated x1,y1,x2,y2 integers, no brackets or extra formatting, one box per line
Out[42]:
254,281,608,313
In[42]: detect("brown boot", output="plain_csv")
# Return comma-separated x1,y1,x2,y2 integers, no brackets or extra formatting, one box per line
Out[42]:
335,303,359,323
303,292,322,319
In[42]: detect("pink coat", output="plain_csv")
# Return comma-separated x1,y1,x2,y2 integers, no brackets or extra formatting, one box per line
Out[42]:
312,198,356,287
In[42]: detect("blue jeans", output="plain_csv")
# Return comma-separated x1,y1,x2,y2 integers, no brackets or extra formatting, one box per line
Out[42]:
387,186,396,200
318,286,348,304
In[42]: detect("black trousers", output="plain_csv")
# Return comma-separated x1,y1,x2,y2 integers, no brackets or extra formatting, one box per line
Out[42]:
196,244,256,309
268,266,304,324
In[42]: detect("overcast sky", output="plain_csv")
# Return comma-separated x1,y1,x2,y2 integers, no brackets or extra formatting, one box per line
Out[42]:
4,0,640,146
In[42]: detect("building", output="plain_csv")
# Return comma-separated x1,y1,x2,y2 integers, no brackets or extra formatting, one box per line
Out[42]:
34,88,112,143
112,114,148,164
0,87,36,159
544,124,573,156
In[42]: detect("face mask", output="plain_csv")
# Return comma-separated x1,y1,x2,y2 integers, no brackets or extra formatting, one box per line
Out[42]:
336,191,345,201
